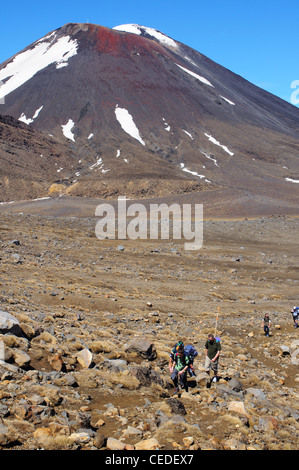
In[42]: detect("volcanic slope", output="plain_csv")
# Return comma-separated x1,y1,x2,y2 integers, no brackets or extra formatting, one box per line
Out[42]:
0,22,299,215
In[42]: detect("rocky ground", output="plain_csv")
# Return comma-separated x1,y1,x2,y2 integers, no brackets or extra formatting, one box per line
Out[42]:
0,205,298,451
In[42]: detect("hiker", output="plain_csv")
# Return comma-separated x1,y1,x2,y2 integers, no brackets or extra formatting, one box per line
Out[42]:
262,313,271,337
291,306,299,328
169,341,197,377
204,334,221,382
169,344,190,394
169,340,184,371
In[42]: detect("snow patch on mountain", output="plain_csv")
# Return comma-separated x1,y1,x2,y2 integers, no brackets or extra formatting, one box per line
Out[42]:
89,157,102,170
62,119,75,142
184,56,200,68
176,64,213,87
89,157,110,173
183,130,194,140
18,106,43,125
18,114,32,125
115,106,145,146
180,163,207,180
219,95,235,105
205,133,234,156
115,149,129,163
162,118,170,132
113,24,177,49
285,177,299,183
0,35,78,101
200,150,219,167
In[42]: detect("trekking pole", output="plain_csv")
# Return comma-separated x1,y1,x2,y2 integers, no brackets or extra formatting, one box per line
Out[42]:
215,307,220,337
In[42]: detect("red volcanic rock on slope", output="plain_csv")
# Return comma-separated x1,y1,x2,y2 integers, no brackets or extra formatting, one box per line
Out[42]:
0,22,298,210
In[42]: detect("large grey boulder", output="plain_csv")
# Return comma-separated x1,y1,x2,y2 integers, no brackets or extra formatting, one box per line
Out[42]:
0,311,23,337
124,337,157,360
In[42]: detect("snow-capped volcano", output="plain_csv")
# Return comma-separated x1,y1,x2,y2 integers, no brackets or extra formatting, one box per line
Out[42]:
0,22,299,213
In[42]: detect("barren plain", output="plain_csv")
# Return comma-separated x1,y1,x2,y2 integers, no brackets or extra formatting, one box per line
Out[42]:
0,196,298,451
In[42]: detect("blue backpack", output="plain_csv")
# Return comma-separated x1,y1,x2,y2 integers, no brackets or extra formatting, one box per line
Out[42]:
292,307,299,317
184,344,198,359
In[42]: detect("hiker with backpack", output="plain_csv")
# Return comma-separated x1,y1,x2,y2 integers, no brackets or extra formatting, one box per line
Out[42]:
169,341,197,377
169,340,184,369
262,313,271,337
205,334,221,383
169,344,190,394
291,306,299,328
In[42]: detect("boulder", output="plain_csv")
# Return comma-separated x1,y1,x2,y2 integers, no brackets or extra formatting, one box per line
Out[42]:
93,432,106,449
228,400,251,419
166,397,186,415
48,353,65,372
0,311,24,337
103,358,128,372
279,345,291,356
76,348,93,369
291,347,299,360
258,416,279,432
69,432,91,444
245,388,269,404
130,366,164,387
195,372,209,387
124,338,157,360
12,349,31,368
106,437,127,450
183,436,194,448
134,437,160,450
227,377,244,392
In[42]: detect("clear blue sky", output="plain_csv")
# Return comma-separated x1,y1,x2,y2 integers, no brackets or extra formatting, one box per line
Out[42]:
1,0,298,105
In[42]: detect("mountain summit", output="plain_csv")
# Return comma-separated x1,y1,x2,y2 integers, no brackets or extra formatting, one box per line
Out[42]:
0,22,298,213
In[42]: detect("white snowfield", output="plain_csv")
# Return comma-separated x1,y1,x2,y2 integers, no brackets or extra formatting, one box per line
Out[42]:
0,34,78,101
18,105,43,125
183,130,194,140
113,24,178,49
285,178,299,184
219,95,235,105
180,163,211,183
115,106,145,146
200,150,219,167
176,64,213,87
204,133,234,156
89,157,110,173
163,118,171,132
62,119,75,142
